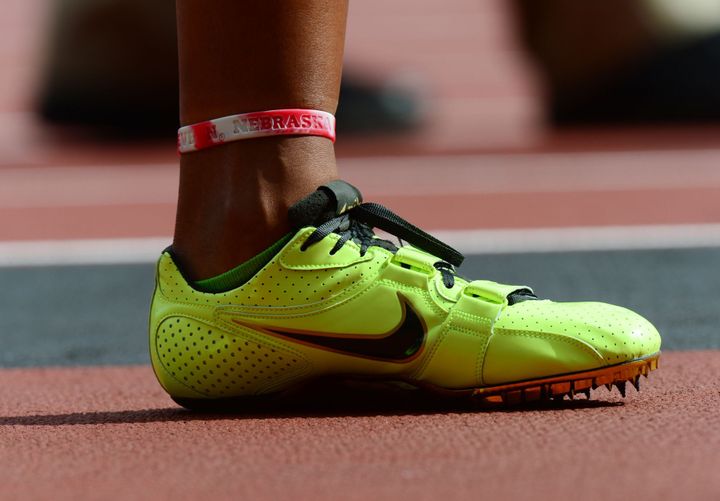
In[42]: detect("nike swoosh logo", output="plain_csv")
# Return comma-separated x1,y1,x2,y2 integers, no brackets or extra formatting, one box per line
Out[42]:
232,296,426,362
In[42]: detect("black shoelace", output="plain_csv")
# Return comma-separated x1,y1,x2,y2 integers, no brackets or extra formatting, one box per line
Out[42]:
300,202,464,288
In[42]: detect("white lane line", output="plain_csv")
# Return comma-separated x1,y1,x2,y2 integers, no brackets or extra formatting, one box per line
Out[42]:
433,223,720,254
0,237,171,267
2,224,720,267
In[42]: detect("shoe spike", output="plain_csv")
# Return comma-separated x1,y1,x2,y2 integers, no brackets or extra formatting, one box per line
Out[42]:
616,381,627,398
582,389,591,400
605,383,612,392
631,375,640,392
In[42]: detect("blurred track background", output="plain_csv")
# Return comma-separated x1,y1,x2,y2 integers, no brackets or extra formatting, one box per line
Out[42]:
1,0,719,500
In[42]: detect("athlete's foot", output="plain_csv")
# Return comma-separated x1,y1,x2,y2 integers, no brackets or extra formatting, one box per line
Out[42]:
149,181,661,408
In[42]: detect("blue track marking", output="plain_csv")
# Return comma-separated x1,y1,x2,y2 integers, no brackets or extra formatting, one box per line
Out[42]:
1,248,718,367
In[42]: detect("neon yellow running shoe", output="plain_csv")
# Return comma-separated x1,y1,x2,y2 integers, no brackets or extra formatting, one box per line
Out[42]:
149,181,660,408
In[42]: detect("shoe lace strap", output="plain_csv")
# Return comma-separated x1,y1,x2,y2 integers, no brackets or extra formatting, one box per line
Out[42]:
300,201,464,279
298,201,537,301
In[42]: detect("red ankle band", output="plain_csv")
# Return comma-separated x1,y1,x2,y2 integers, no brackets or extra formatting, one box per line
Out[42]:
177,109,336,153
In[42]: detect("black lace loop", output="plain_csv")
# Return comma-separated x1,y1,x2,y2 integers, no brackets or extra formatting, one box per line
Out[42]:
300,212,397,255
302,202,464,273
434,262,456,289
352,203,464,266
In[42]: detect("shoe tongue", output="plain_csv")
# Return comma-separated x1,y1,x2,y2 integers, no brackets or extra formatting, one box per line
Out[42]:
288,180,363,228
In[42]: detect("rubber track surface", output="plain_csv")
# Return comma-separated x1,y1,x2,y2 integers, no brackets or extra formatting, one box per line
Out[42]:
0,351,717,501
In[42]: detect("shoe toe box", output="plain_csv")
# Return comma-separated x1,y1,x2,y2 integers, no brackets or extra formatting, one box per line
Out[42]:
483,300,660,385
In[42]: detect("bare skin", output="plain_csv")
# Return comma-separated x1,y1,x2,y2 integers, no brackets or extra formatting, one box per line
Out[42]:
173,0,348,280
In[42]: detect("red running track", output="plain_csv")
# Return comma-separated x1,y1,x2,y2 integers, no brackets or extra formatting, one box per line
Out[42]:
4,149,720,241
1,1,718,498
1,351,718,501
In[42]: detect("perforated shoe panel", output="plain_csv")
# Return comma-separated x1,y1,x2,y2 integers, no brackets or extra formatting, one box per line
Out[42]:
157,232,387,309
156,317,309,397
494,300,661,363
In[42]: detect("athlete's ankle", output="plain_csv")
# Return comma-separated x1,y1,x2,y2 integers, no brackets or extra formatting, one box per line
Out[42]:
172,136,338,280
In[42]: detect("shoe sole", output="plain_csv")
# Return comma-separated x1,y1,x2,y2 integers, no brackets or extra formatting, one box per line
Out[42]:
171,353,660,411
465,352,659,404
